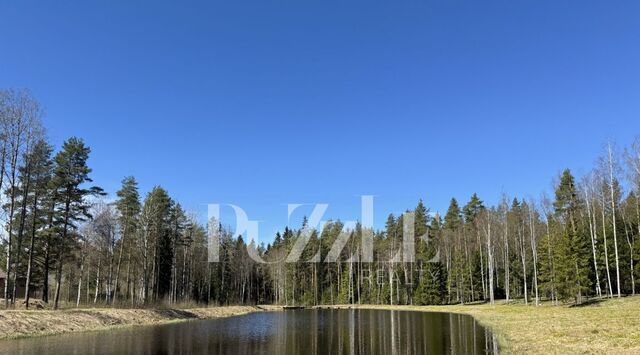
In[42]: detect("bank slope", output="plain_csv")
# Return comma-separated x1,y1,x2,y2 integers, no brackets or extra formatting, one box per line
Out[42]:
0,306,265,339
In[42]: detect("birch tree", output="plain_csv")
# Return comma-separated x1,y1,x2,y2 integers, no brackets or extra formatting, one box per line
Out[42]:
528,201,540,305
0,89,43,308
582,174,602,297
606,143,622,298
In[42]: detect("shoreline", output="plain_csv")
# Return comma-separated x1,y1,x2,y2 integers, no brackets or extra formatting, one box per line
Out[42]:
0,298,638,353
316,297,640,354
0,305,280,340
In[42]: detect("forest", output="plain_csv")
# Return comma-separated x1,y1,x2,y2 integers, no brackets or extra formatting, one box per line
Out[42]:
2,88,640,309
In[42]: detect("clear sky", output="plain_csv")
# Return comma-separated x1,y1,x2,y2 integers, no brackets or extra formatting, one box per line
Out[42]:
1,0,639,241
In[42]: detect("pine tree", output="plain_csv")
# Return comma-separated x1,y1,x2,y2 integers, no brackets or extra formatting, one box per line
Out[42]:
50,137,104,309
22,140,53,308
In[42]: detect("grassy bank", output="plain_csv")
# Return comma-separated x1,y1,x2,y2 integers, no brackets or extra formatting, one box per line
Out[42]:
319,296,640,354
1,298,638,353
0,305,271,340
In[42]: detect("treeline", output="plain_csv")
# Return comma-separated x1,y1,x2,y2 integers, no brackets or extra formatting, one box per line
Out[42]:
2,89,640,309
252,162,640,306
207,139,640,307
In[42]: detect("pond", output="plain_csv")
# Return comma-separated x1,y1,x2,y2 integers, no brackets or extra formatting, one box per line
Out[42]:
0,309,498,354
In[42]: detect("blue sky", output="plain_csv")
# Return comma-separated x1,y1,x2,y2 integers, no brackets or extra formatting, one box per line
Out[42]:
1,0,639,241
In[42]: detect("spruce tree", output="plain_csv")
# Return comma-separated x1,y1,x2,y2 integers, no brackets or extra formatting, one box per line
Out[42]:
444,198,462,231
444,198,465,302
463,193,485,224
114,176,141,303
554,169,591,303
140,186,172,303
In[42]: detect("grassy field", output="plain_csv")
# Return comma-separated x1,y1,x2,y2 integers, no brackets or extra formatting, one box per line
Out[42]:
323,296,640,354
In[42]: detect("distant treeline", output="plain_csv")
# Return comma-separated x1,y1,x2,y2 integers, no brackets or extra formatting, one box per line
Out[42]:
1,89,639,309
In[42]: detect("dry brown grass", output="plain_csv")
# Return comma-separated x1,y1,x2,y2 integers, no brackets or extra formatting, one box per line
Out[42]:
323,296,640,354
0,305,263,339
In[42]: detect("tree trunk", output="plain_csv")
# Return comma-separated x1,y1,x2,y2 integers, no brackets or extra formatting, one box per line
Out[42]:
77,252,85,308
478,230,486,300
94,255,101,303
622,212,635,295
4,135,22,308
42,200,55,303
601,193,614,297
585,187,602,297
503,216,510,302
24,190,40,309
544,217,557,305
142,230,149,304
113,223,127,304
607,144,621,298
53,197,72,310
529,207,539,305
519,226,528,305
486,221,495,304
12,162,32,305
125,244,132,303
53,259,63,309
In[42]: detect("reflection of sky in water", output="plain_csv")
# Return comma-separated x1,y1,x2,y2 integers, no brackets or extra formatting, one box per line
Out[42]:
0,309,498,355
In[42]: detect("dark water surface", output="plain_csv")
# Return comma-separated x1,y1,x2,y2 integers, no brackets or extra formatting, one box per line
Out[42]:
0,309,498,354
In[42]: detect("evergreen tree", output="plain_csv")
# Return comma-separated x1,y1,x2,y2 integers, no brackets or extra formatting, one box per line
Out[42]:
21,140,53,308
140,186,172,303
444,198,465,302
554,169,591,302
444,198,462,231
463,193,485,224
114,176,141,302
50,137,103,309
